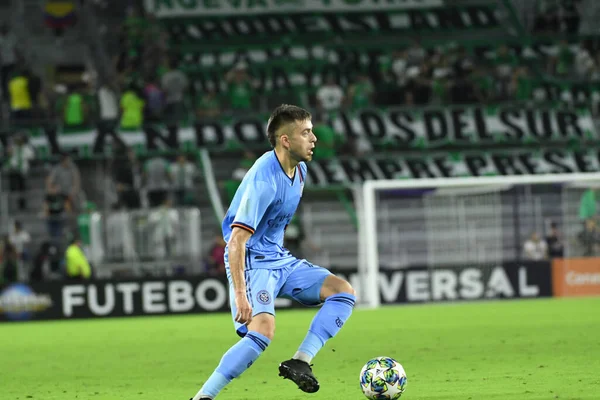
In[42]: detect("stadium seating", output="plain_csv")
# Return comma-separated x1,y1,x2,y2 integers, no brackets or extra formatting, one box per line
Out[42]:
3,0,600,273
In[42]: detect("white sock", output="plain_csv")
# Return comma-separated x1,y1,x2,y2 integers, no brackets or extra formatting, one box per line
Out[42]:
293,351,312,364
192,394,212,400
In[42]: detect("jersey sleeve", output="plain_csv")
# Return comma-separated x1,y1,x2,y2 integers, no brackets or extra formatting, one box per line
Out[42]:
231,180,276,234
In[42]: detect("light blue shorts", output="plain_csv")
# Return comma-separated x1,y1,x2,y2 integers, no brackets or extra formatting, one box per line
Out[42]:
225,260,332,337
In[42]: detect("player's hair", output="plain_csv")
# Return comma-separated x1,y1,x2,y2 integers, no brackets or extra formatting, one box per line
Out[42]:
266,104,312,147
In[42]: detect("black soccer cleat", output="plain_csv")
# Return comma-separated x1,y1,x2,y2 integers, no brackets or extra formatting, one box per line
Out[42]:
278,359,320,393
189,397,212,400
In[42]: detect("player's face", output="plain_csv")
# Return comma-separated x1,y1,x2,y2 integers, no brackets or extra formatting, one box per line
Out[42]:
287,119,317,162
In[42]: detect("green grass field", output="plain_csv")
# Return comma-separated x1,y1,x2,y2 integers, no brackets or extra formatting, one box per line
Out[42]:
2,297,599,400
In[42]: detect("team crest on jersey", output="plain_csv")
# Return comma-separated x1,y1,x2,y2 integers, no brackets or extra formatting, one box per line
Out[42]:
257,290,271,305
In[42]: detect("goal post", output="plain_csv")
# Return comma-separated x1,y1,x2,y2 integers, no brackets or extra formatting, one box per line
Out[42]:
357,173,600,309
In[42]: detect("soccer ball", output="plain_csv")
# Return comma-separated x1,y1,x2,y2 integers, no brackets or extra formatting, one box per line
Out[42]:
359,356,407,399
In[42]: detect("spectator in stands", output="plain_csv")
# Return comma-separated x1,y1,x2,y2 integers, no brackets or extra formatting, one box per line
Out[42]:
111,142,141,209
316,75,344,116
77,201,96,259
65,236,92,281
523,232,548,261
578,218,600,256
9,221,30,282
545,222,564,258
347,73,374,111
3,132,35,210
578,188,598,223
161,58,188,128
510,66,534,102
550,40,575,77
169,153,197,207
472,66,496,104
311,114,338,161
404,66,432,105
8,66,33,125
431,51,453,104
0,236,18,284
97,81,120,136
406,38,426,67
376,50,404,106
225,62,254,112
44,182,68,240
106,202,138,262
143,155,171,208
24,67,42,111
196,87,221,119
452,46,475,80
492,45,518,100
63,84,88,129
143,75,164,123
29,241,60,282
148,197,179,259
571,43,595,80
46,153,82,211
206,230,226,276
9,220,31,266
0,24,17,101
390,49,409,85
120,83,145,130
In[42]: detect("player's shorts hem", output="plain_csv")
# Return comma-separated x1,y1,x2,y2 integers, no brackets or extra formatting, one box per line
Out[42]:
253,311,275,318
235,311,275,338
231,222,255,234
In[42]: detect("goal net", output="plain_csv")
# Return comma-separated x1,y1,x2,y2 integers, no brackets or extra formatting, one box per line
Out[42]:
356,173,600,308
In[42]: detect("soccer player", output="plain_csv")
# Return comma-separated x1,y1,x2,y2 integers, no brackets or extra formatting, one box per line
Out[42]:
190,105,356,400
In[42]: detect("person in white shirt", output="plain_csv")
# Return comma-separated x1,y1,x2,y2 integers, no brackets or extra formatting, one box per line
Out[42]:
105,203,138,262
97,82,119,135
8,220,31,281
169,153,197,206
143,156,171,207
4,134,35,210
9,220,30,258
523,232,548,261
316,76,344,113
148,198,179,259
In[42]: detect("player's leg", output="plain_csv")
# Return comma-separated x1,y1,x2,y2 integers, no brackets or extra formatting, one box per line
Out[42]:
294,274,356,361
278,263,356,392
190,269,280,400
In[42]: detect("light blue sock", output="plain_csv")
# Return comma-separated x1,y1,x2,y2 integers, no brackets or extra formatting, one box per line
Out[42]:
296,293,356,362
195,331,270,399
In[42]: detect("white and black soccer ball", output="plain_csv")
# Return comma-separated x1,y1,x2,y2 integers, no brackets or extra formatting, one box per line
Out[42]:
359,356,407,399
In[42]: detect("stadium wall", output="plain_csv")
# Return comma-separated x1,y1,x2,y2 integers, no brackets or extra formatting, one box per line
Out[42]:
2,259,599,322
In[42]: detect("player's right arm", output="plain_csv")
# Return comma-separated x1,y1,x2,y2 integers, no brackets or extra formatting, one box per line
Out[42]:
229,226,253,324
229,179,277,325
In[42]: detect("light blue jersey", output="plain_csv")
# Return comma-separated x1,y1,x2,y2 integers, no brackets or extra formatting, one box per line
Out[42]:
222,150,307,269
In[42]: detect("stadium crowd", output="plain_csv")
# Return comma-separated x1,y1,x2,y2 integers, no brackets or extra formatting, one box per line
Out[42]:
2,0,600,285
